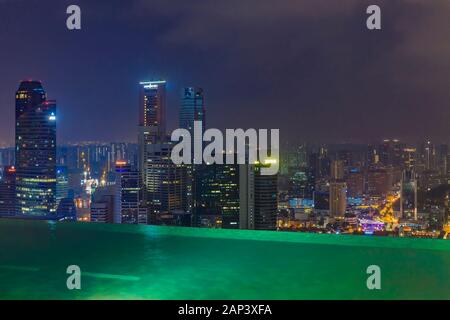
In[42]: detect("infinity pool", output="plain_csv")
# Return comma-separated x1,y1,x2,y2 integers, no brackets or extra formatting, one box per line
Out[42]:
0,219,449,299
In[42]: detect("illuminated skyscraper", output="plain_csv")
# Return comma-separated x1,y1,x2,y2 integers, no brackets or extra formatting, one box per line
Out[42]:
240,161,278,230
138,80,168,213
144,143,186,222
253,162,278,230
114,160,147,224
179,87,205,214
138,80,167,144
15,80,56,217
180,87,205,133
400,169,417,221
194,162,241,228
56,165,69,206
329,181,347,217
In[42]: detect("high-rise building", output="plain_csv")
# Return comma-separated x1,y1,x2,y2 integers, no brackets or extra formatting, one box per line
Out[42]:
400,169,418,221
180,87,205,133
194,163,241,228
15,80,57,217
138,80,169,218
330,160,344,180
179,87,205,214
309,149,330,179
0,166,16,216
329,181,347,217
195,160,278,231
253,162,278,230
56,166,69,206
144,143,186,222
138,80,167,145
114,160,147,224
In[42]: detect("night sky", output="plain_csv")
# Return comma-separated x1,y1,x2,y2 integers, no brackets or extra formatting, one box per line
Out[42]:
0,0,449,145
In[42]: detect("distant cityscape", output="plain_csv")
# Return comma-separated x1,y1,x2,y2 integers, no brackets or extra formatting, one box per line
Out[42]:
0,80,449,239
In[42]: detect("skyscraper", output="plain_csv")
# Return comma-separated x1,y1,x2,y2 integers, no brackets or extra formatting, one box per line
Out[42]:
144,143,186,222
194,162,241,228
179,87,205,214
138,80,167,145
138,80,168,215
114,160,147,224
15,80,57,217
329,181,347,217
56,165,69,206
180,87,205,133
330,160,344,180
400,169,418,221
253,162,278,230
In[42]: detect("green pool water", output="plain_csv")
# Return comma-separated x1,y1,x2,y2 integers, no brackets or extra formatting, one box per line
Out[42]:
0,219,449,300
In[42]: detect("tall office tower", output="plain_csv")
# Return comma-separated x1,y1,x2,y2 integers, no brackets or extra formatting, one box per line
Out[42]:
329,181,347,217
144,143,186,223
15,80,57,217
329,158,347,217
400,169,418,221
194,163,241,228
195,160,278,230
139,80,167,138
180,87,205,133
138,80,168,212
239,164,255,229
56,166,69,206
114,160,147,224
0,166,16,216
330,160,345,180
253,162,278,230
309,149,330,179
179,87,205,214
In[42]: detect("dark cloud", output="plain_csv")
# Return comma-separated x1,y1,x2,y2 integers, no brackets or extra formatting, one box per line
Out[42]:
0,0,449,145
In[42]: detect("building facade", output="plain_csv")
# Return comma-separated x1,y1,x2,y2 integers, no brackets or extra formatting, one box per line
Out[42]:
15,81,57,217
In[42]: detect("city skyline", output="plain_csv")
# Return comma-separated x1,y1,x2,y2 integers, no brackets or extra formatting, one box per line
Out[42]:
1,0,450,145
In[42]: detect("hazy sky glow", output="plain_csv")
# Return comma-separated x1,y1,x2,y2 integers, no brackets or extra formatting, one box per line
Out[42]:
0,0,449,145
